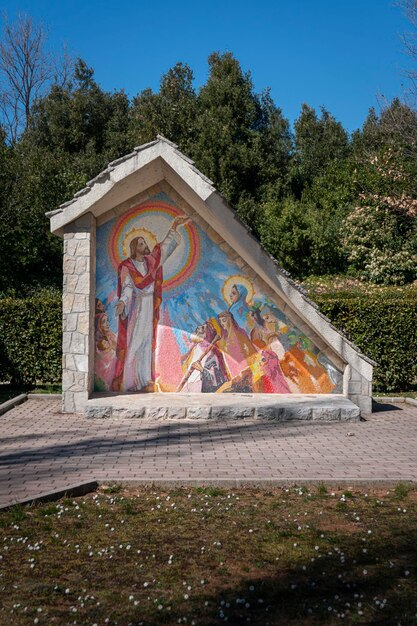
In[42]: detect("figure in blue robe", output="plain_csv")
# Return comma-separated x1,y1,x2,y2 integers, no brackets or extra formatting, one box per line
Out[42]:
228,284,250,330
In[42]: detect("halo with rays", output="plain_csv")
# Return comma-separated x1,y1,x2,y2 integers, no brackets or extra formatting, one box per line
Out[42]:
222,275,255,307
121,226,158,259
108,200,201,292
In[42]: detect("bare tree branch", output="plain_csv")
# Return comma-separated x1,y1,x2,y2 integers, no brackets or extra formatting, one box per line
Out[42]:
54,43,75,90
396,0,417,110
0,13,54,142
362,1,417,181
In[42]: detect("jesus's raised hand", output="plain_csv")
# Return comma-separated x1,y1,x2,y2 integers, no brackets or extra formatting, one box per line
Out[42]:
171,215,191,231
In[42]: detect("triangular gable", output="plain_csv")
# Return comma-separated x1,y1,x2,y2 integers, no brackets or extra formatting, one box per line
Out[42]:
47,136,374,397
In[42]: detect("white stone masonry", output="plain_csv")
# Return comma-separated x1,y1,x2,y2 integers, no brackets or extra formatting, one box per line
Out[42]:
62,213,95,413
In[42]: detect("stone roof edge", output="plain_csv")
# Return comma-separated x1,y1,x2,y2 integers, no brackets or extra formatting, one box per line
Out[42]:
45,136,215,219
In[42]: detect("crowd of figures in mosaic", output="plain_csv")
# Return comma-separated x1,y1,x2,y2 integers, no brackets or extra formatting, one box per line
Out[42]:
94,193,343,394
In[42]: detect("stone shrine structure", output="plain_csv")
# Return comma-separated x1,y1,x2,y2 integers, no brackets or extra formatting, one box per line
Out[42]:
47,136,374,418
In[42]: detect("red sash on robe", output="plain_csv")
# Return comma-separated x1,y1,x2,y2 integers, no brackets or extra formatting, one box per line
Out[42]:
112,245,163,391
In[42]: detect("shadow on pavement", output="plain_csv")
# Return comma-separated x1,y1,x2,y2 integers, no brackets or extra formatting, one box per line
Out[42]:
372,400,403,413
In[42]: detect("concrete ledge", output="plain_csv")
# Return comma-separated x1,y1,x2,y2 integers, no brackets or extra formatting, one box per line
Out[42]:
27,393,63,400
0,393,27,416
374,396,417,407
85,393,360,422
0,481,98,510
99,478,417,489
3,478,416,509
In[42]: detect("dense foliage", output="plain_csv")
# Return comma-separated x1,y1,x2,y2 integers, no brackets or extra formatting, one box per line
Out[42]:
0,290,62,385
0,289,415,392
0,53,416,296
315,289,417,392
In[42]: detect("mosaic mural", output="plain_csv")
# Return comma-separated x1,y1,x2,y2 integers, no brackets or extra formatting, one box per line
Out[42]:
95,192,343,394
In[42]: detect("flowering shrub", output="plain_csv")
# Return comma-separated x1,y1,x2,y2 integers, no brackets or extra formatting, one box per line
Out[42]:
342,201,417,285
342,145,417,286
364,249,417,285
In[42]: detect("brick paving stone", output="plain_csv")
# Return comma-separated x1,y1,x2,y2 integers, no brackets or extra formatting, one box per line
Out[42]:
0,398,416,507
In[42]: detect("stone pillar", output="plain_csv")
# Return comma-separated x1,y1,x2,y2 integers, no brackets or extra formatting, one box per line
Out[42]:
62,213,96,413
344,365,372,415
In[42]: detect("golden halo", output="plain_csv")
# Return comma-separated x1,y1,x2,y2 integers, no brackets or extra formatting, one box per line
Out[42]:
121,227,158,259
222,275,255,307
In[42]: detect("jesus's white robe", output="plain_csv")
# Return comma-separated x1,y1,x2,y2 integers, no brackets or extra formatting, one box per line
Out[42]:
118,229,180,391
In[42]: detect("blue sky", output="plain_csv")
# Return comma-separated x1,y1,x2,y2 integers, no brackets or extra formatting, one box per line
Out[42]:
1,0,412,131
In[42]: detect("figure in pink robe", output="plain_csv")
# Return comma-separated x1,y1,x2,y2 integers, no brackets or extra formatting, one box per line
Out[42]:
217,311,257,380
256,349,291,394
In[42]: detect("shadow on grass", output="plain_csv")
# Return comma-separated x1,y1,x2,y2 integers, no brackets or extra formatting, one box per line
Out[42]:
160,525,417,625
1,488,417,625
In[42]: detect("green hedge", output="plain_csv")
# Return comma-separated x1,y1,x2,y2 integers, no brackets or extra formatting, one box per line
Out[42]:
0,289,415,392
0,291,62,386
315,291,417,392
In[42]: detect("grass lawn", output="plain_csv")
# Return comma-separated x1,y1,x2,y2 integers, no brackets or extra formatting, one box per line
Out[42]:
373,392,417,399
0,384,62,404
1,485,417,625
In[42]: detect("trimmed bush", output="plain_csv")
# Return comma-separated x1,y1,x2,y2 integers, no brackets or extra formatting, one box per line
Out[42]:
0,288,415,392
315,290,417,392
0,290,62,386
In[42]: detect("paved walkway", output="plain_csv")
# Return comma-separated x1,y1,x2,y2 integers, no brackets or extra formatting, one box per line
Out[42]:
0,398,416,508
